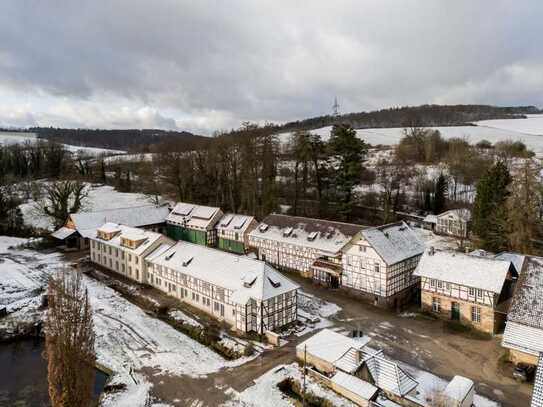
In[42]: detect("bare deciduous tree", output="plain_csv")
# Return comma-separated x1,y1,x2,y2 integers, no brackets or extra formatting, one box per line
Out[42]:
46,269,96,407
34,181,88,229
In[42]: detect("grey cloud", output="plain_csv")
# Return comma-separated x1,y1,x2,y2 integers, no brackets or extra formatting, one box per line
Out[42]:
0,1,542,134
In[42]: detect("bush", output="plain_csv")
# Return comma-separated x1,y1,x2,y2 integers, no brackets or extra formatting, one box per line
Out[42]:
476,139,493,149
244,342,255,357
277,377,335,407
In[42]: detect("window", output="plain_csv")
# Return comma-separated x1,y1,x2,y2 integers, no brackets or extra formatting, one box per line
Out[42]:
92,241,95,249
468,287,475,296
471,306,481,323
109,258,112,267
135,257,139,265
437,280,443,289
359,245,366,253
430,279,436,288
374,263,380,273
432,297,441,313
128,266,132,275
477,289,483,298
108,246,112,255
128,254,132,262
115,248,118,257
122,264,125,273
115,261,119,271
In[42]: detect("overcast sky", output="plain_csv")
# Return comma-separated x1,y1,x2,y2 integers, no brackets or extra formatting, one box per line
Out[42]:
0,1,542,135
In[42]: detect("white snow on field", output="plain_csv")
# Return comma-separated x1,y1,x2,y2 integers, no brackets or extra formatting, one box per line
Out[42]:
0,131,37,145
277,118,543,154
475,114,543,136
223,363,357,407
104,153,155,164
19,184,153,230
64,145,127,155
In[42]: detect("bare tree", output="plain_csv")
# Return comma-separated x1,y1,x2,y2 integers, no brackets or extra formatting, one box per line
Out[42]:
34,181,88,229
46,268,95,407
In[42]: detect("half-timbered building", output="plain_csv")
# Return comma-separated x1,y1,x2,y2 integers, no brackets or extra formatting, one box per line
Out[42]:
248,214,364,285
215,214,257,254
414,248,517,333
89,223,173,284
341,221,425,308
166,202,223,246
435,209,471,238
145,241,299,334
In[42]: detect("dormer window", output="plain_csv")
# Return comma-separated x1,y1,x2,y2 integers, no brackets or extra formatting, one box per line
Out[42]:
283,227,293,237
259,223,269,232
307,231,318,241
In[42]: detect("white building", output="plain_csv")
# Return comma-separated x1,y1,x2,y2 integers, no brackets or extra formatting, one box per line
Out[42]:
248,214,364,285
89,223,173,283
341,221,425,308
52,204,170,250
145,241,299,334
435,209,471,238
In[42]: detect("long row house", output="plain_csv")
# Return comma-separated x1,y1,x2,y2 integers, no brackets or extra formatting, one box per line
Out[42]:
89,222,299,335
248,214,425,308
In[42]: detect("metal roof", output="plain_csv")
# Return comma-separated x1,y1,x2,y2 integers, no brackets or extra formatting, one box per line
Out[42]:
532,354,543,407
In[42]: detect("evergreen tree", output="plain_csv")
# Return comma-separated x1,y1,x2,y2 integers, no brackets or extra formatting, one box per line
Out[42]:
472,161,511,252
432,173,448,214
327,124,367,219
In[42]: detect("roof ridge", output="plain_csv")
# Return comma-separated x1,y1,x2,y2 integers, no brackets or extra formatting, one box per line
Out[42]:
266,213,365,229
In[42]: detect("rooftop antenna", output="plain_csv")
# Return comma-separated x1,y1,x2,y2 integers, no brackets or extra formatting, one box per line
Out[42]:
332,96,340,117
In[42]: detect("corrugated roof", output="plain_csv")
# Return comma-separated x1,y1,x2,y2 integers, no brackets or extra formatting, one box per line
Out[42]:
532,354,543,407
216,214,255,233
363,351,418,397
331,371,378,400
250,214,364,255
361,221,424,265
413,249,511,293
502,322,543,356
148,241,299,303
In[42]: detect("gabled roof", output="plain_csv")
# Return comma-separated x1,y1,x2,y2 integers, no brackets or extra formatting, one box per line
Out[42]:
166,202,222,230
532,354,543,407
147,241,299,303
444,376,474,405
249,214,364,255
494,251,526,275
216,213,255,233
361,221,424,265
436,208,472,221
502,322,543,356
362,350,418,397
91,224,167,256
51,226,77,240
296,329,371,367
413,249,511,293
67,205,169,238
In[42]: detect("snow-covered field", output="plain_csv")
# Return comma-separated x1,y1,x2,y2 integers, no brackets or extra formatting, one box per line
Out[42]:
19,184,154,231
277,114,543,154
0,131,126,155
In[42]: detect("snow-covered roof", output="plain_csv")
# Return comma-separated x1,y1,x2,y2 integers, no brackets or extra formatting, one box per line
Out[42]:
533,354,543,407
361,221,425,265
444,376,474,405
216,213,255,233
436,208,472,222
69,205,169,238
362,350,418,397
148,241,299,303
250,214,364,255
51,226,77,240
296,329,371,366
166,202,221,230
494,252,526,275
331,371,378,401
413,249,511,293
423,214,437,224
507,256,543,329
91,224,166,256
502,322,543,357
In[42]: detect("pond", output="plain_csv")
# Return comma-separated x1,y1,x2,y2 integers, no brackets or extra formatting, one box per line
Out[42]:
0,339,108,406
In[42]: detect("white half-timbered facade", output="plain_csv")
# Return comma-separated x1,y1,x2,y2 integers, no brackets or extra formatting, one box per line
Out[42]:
89,223,173,284
145,241,299,334
414,248,517,333
341,222,425,307
248,214,364,284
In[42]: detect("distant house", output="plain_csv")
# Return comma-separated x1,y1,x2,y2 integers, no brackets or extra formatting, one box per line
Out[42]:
215,214,257,254
146,241,299,334
341,221,425,308
435,209,471,238
165,202,223,246
248,214,364,284
414,248,518,333
89,223,173,284
51,205,170,250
